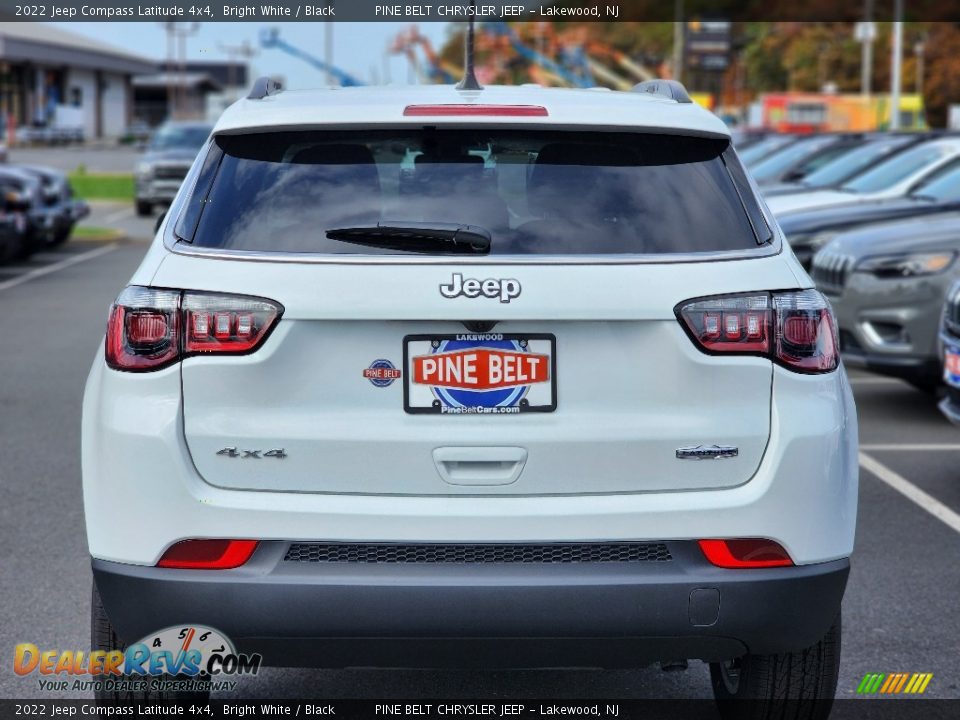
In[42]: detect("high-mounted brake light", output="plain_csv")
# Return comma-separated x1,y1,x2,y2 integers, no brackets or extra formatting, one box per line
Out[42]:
157,539,258,569
403,104,548,117
105,286,282,372
698,539,793,569
677,289,839,374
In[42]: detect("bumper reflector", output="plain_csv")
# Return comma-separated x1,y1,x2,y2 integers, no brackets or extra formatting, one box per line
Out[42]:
698,538,793,569
157,539,258,569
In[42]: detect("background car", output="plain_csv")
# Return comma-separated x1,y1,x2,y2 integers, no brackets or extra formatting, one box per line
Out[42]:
779,159,960,268
737,133,797,167
134,121,213,217
0,166,43,259
767,136,960,216
0,180,30,263
939,280,960,422
747,132,867,186
759,133,924,197
812,212,960,392
16,165,86,246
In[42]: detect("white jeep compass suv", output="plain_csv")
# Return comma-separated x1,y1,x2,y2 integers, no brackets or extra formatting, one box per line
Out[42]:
83,77,858,716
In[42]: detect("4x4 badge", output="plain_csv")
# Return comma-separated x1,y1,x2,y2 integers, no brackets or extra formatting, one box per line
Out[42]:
440,273,521,304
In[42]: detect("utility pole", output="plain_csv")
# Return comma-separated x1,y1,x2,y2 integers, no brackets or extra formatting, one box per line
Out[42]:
915,39,926,94
890,0,903,130
672,0,684,83
858,0,875,97
324,13,334,86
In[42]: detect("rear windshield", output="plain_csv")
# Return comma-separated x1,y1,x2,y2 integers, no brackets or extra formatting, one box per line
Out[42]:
841,142,952,193
801,136,912,188
179,130,765,256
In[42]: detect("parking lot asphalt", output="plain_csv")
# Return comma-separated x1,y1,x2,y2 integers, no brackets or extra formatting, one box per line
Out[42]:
0,214,958,702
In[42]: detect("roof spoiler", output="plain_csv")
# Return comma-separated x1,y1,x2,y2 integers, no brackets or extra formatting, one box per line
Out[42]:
248,76,282,100
631,80,692,104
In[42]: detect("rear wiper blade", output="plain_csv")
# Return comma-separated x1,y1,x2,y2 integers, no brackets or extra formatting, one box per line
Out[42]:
326,222,491,254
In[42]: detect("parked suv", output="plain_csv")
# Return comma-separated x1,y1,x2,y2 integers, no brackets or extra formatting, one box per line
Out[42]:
84,80,858,714
134,121,213,216
811,213,960,392
940,281,960,422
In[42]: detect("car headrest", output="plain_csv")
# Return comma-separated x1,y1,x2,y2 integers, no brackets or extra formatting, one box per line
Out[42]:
528,142,639,218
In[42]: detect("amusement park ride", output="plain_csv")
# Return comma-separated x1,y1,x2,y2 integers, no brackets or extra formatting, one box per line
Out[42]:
258,23,921,130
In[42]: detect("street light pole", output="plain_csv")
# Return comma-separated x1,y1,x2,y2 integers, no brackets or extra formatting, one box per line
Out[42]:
890,0,903,130
860,0,874,97
672,0,684,84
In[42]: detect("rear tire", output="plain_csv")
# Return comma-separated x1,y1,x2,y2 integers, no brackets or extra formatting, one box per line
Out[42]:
135,200,152,217
710,615,840,720
91,581,210,702
51,225,72,246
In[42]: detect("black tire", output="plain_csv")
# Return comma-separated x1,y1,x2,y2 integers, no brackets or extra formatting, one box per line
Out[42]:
15,230,35,260
135,200,153,217
51,225,72,246
91,581,210,702
710,615,840,720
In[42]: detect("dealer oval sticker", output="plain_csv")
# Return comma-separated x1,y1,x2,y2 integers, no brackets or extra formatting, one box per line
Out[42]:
364,359,402,387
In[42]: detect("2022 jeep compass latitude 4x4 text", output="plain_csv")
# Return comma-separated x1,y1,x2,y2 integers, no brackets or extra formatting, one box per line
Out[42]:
83,77,858,716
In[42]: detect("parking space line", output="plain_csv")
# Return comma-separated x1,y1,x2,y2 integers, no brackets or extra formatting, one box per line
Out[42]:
861,444,960,451
859,452,960,534
0,244,119,292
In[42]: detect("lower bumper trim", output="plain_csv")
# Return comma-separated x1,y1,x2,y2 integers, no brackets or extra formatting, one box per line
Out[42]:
92,541,848,669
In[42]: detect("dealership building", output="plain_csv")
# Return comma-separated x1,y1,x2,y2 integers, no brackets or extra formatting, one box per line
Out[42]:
0,23,155,140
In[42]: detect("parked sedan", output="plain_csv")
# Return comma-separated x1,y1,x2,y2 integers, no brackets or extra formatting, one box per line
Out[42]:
780,159,960,268
748,133,868,186
760,133,924,197
939,280,960,421
812,212,960,392
768,136,960,216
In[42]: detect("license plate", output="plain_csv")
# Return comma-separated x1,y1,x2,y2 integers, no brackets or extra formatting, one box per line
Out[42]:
945,345,960,388
403,333,556,415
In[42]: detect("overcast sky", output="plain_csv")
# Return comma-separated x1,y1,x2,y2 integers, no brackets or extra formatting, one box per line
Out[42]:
50,22,454,88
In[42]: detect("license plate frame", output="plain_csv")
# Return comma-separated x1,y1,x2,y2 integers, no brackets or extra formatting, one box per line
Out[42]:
403,333,557,415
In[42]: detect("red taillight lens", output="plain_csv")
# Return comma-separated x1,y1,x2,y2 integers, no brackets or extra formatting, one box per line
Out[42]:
403,104,548,117
772,292,840,373
105,288,180,371
157,539,258,569
105,286,283,372
182,293,281,354
678,294,771,354
698,539,793,568
677,290,839,374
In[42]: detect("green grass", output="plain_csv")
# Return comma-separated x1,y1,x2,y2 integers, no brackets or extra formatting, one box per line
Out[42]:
70,226,123,241
68,172,134,201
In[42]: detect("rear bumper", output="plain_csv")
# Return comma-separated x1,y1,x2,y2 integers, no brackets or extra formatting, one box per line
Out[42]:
92,542,849,669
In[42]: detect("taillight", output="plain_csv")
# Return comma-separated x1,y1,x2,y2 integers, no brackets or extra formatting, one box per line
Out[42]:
698,539,794,569
183,293,280,354
105,287,180,371
105,286,282,372
157,539,258,569
677,289,839,374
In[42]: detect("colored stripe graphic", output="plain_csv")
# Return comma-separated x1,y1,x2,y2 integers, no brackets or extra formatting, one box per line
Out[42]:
857,672,932,694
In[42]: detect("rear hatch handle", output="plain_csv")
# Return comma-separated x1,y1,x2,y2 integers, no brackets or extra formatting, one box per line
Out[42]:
432,447,528,486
